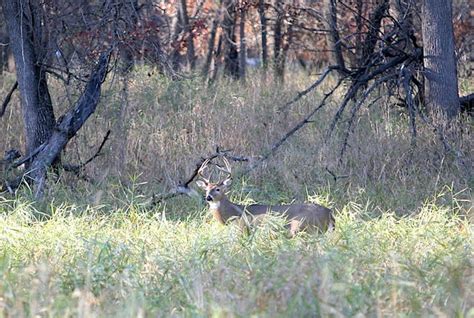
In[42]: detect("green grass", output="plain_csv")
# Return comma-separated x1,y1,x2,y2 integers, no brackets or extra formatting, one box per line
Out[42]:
0,187,472,317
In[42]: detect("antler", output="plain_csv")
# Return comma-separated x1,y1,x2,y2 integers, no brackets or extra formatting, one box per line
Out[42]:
197,158,212,183
215,156,232,180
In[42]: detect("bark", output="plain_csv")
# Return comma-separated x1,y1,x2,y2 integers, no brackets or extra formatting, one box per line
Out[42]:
273,0,284,82
238,3,246,80
421,0,460,118
324,0,347,75
222,0,239,78
179,0,196,70
202,9,220,78
257,0,268,70
2,0,56,161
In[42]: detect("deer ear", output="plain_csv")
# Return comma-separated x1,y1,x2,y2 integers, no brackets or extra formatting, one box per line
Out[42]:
222,178,232,187
196,180,207,189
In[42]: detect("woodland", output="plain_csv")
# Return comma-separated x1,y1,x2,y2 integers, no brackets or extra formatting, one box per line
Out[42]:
0,0,472,316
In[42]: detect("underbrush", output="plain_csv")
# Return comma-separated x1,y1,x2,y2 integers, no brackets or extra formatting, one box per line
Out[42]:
0,189,472,317
1,69,472,215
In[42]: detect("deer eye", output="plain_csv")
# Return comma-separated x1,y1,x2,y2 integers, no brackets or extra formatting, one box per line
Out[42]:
216,188,220,192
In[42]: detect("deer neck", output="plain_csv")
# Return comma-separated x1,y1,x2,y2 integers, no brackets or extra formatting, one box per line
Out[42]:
208,197,242,224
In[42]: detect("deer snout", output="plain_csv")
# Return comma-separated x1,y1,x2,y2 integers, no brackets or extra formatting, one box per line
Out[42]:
206,195,213,201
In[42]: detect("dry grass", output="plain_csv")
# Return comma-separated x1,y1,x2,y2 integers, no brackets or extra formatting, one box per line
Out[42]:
2,67,471,213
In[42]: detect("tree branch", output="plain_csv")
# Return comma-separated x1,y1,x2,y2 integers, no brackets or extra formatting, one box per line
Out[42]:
62,130,111,174
279,65,343,112
0,81,18,118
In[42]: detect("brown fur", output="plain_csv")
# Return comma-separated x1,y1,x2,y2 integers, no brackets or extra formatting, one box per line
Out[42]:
197,179,335,235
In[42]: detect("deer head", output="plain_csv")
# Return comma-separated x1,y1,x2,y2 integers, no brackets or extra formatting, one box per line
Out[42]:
196,157,233,203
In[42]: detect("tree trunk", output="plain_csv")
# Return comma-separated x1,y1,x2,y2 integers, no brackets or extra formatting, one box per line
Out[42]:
273,0,284,83
179,0,196,70
421,0,460,118
202,9,220,78
2,0,56,162
324,0,346,75
238,3,246,80
257,0,268,70
171,3,184,70
211,34,224,82
222,0,239,78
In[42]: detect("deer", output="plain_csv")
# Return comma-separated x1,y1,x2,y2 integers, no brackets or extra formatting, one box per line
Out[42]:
195,157,335,236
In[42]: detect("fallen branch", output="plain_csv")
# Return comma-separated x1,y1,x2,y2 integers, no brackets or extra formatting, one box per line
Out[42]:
0,81,18,118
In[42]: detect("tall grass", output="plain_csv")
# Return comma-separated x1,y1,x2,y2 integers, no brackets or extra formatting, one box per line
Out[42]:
0,69,473,316
0,188,472,316
1,69,473,214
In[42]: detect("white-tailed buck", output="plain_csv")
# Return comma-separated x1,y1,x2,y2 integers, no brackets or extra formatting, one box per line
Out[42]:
196,158,335,235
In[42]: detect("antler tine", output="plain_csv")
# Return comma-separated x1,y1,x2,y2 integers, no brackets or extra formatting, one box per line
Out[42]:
198,158,211,183
216,156,232,180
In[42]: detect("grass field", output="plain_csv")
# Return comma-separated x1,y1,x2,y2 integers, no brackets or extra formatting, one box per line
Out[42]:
0,189,472,316
0,69,473,316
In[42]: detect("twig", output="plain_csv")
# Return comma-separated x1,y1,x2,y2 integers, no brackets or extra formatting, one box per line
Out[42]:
278,65,341,112
62,130,111,173
325,167,349,183
0,81,18,118
401,66,417,141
